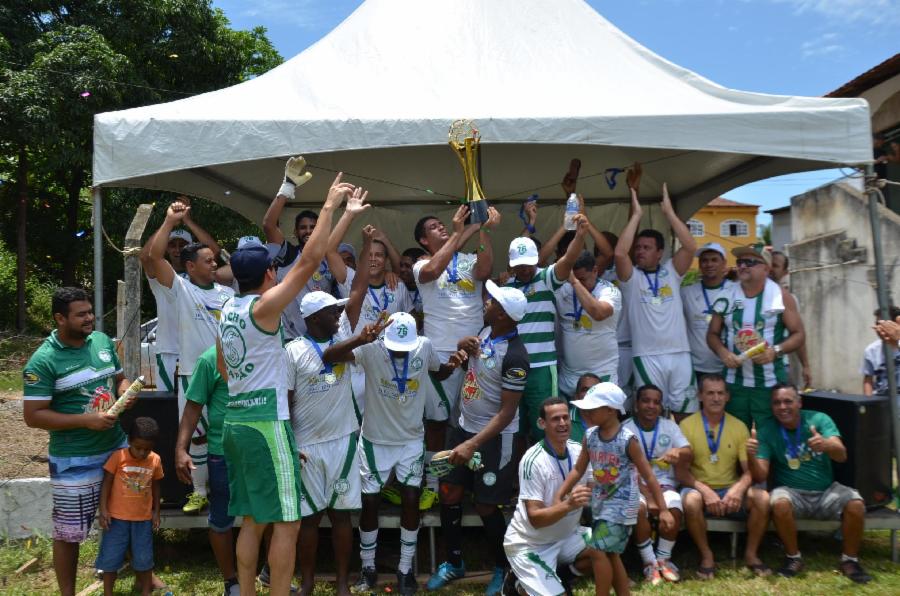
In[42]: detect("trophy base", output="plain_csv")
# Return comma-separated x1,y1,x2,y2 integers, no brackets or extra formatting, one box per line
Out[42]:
468,200,490,224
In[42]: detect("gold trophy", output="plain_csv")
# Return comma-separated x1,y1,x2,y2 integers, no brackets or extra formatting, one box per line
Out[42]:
448,119,490,224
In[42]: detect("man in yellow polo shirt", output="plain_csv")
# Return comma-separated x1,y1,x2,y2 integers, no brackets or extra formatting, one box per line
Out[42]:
676,374,770,579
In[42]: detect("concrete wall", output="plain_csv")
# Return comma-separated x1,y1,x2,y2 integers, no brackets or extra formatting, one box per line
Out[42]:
770,210,791,251
0,478,53,539
789,182,900,392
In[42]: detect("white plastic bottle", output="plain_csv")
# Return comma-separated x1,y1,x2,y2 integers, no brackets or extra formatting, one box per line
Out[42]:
564,193,579,231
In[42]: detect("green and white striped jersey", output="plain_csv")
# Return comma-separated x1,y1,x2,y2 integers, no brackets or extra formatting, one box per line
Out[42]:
506,265,564,368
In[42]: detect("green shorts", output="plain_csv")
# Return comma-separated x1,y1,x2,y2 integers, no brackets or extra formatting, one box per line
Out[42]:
725,384,774,428
223,420,302,523
590,519,632,554
518,365,557,440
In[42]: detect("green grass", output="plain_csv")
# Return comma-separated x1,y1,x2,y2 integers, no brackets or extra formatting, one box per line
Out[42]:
0,332,43,394
1,527,897,595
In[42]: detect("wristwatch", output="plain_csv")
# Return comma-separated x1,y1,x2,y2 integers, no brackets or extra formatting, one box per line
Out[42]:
773,344,783,357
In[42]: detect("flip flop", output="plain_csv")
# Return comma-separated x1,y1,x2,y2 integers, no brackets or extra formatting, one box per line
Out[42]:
747,562,773,577
696,565,716,580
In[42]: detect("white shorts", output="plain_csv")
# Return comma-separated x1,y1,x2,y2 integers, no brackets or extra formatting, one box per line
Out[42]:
424,360,464,422
298,433,361,516
505,527,591,596
155,352,178,393
639,489,683,512
632,352,698,414
351,366,365,419
358,436,425,494
177,374,208,441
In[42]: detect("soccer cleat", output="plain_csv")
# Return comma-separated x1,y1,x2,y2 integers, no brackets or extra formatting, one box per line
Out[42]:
182,492,209,515
485,567,506,596
396,569,418,596
352,567,378,594
777,556,804,578
381,485,402,506
657,559,680,582
838,559,872,584
426,561,466,590
643,562,663,586
419,487,438,510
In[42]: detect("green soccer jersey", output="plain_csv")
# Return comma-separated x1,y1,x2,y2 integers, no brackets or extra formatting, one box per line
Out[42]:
23,331,126,457
757,410,840,492
184,345,229,455
506,265,563,367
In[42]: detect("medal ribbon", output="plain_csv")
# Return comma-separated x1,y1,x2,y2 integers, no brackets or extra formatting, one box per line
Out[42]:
480,331,518,359
305,335,335,375
389,351,410,395
566,291,584,324
447,252,460,284
701,411,724,456
541,440,572,480
368,284,389,315
643,268,660,298
701,284,717,314
639,421,660,462
780,425,802,460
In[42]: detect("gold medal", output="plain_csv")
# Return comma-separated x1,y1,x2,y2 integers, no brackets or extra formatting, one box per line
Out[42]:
787,457,801,470
653,459,670,470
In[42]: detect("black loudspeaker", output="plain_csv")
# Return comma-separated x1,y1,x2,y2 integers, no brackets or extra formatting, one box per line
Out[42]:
119,390,191,509
800,391,892,508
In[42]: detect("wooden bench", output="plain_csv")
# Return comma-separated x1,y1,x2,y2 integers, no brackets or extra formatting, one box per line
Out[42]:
160,505,900,573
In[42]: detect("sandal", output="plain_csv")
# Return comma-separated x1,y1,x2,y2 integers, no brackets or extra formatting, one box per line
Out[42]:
696,565,716,580
746,562,773,577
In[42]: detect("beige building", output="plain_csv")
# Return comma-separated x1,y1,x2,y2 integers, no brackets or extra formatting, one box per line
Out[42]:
687,197,760,267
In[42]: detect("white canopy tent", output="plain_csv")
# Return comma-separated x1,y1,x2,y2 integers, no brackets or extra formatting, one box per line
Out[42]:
91,0,872,319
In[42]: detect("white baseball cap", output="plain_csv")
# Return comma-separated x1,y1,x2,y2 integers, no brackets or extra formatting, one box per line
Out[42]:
300,291,349,318
169,229,194,244
383,312,418,352
570,382,627,414
237,235,263,249
696,242,726,258
486,280,527,322
508,237,539,267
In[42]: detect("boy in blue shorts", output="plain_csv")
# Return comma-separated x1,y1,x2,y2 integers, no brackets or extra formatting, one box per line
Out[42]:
557,383,675,596
96,417,164,596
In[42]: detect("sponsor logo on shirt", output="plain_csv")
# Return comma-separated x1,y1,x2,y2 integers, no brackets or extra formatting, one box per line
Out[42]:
98,349,113,363
503,367,527,382
23,370,40,386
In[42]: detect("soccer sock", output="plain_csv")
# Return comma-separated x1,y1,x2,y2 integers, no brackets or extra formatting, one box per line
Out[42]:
569,563,584,577
787,552,802,559
841,554,858,563
189,441,209,497
441,504,463,567
480,509,508,569
637,538,657,566
360,529,378,569
424,451,439,491
398,527,418,574
656,538,676,561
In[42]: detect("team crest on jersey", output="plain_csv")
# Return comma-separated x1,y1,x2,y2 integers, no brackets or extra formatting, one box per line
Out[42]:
23,371,40,386
411,459,424,477
411,357,423,371
482,472,497,486
462,369,481,402
221,325,247,368
333,479,350,495
98,349,113,363
658,434,671,447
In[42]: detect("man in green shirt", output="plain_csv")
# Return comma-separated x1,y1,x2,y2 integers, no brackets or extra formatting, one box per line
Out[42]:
176,345,238,596
23,287,136,596
747,383,871,583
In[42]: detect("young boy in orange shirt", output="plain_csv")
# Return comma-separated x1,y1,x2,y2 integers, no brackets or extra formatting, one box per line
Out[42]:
96,417,164,596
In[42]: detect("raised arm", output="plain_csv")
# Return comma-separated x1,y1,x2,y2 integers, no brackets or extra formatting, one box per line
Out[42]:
473,207,501,282
569,272,615,321
345,225,375,330
179,196,221,258
373,228,402,273
552,214,587,281
262,156,313,244
326,187,371,285
416,205,468,284
662,183,698,276
147,202,190,289
252,173,354,330
614,188,642,282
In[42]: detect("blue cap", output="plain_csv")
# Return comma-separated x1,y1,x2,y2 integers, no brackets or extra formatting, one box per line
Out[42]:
338,242,356,258
230,245,273,285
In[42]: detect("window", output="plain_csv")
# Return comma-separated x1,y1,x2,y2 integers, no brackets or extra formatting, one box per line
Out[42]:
687,219,705,237
720,219,749,237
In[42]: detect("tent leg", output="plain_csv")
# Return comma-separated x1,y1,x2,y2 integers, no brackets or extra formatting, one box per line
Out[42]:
865,165,900,497
93,187,104,332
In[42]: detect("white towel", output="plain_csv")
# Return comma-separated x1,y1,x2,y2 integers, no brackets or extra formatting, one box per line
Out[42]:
760,277,785,315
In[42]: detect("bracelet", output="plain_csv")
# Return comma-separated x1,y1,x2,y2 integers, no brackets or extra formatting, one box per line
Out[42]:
526,224,536,233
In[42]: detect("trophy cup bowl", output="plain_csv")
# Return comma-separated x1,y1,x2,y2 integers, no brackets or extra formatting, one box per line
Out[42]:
448,119,490,224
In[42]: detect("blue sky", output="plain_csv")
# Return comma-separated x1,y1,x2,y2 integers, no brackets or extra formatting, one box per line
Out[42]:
211,0,897,226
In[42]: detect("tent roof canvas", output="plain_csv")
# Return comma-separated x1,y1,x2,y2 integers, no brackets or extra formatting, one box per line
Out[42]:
93,0,871,225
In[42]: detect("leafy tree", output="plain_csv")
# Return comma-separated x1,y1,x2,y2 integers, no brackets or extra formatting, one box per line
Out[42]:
0,1,282,330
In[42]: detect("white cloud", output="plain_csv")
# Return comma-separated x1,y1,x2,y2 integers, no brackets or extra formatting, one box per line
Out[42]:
799,31,846,58
773,0,900,25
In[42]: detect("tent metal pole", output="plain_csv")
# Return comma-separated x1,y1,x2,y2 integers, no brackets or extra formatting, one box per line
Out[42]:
865,164,900,493
93,187,104,332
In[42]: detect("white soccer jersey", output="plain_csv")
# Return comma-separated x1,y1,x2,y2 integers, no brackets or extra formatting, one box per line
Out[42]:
413,252,484,353
601,269,632,346
340,269,414,336
286,313,358,445
622,417,689,489
270,241,335,340
555,279,621,396
681,280,736,373
353,336,440,445
504,440,588,550
146,273,186,356
160,275,233,376
618,259,690,358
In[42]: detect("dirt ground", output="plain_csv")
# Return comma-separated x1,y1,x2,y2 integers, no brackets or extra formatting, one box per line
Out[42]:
0,392,50,480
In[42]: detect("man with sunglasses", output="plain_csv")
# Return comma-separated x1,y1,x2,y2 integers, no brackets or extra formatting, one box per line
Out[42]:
707,245,805,428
